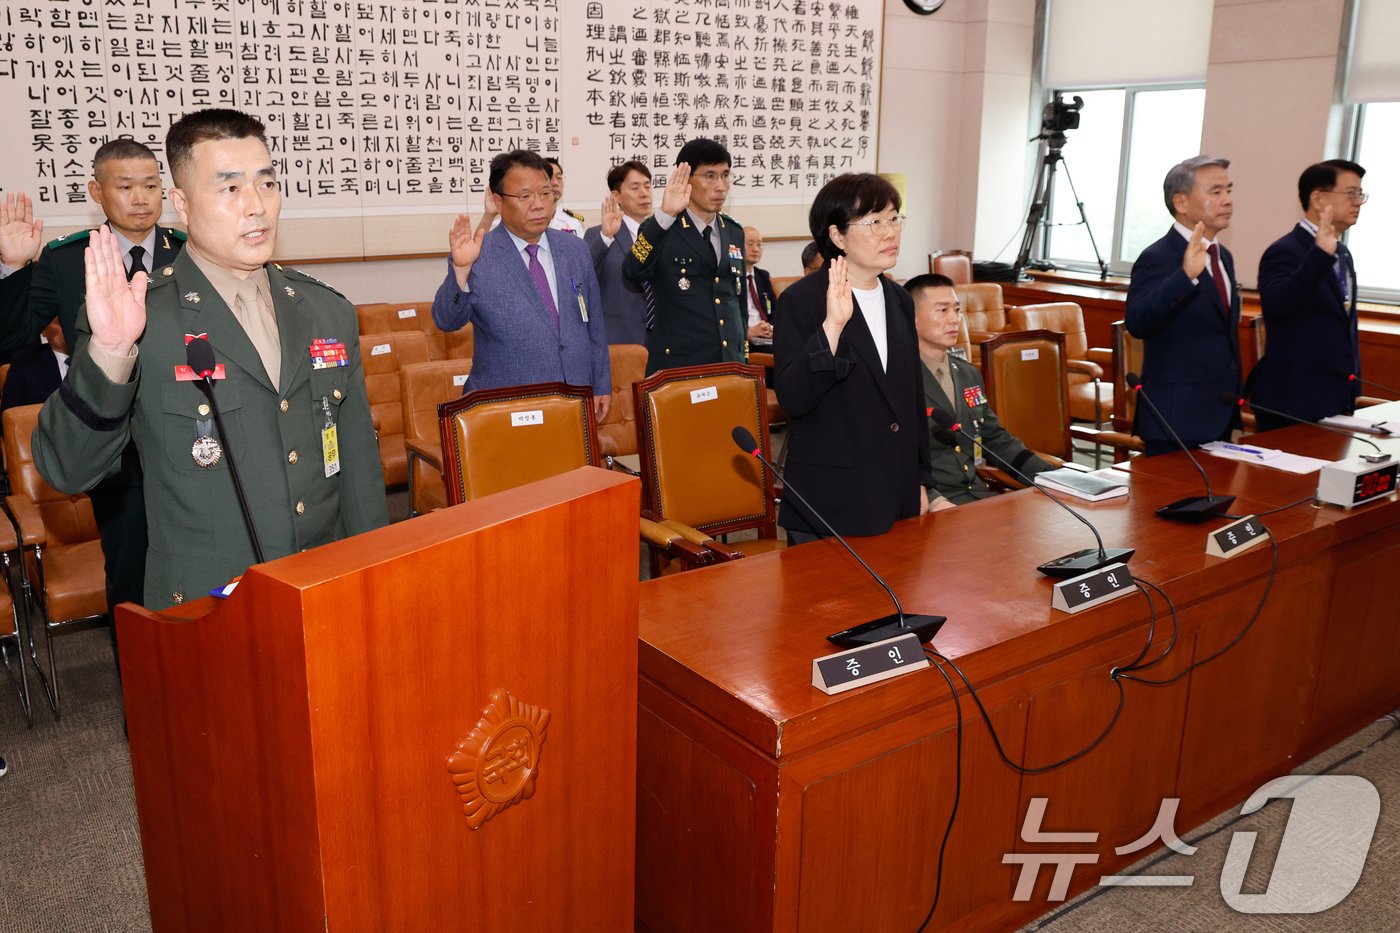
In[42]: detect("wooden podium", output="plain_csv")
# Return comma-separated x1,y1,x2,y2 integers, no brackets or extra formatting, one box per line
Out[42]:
118,468,639,932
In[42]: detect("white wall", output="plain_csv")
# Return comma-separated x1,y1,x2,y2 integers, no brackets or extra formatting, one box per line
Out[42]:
1202,0,1349,288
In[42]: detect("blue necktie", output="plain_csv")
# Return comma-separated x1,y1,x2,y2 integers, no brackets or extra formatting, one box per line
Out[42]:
1334,245,1351,306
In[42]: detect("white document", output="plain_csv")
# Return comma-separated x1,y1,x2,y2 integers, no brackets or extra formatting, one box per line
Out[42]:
1201,442,1329,475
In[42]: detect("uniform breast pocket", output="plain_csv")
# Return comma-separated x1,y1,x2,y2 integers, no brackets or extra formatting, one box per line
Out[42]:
159,382,246,473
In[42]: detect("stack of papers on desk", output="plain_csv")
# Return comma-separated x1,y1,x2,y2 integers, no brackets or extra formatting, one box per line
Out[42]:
1200,441,1330,474
1322,412,1397,435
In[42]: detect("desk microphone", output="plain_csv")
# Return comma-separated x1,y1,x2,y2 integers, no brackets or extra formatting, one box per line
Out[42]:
1219,392,1389,461
1126,373,1235,523
928,408,1133,578
730,426,946,649
187,337,266,565
1335,370,1400,401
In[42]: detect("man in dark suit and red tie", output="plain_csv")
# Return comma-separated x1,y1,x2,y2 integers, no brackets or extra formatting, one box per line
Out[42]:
1251,160,1368,431
742,225,778,350
1126,155,1242,456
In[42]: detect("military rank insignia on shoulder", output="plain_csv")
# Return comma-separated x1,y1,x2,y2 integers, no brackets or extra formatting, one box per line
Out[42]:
631,233,653,263
564,208,585,222
280,265,349,302
47,229,92,250
160,228,188,251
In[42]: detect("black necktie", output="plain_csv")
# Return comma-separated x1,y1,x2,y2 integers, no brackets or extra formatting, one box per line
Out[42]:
701,225,719,264
127,245,145,281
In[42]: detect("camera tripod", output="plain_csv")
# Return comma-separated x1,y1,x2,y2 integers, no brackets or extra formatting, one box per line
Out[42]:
1013,127,1108,281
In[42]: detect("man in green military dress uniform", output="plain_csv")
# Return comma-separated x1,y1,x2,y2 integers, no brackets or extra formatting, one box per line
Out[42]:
35,109,387,609
624,138,748,374
9,140,186,619
907,274,1055,506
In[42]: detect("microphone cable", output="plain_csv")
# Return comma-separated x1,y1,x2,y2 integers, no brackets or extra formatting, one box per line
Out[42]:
915,649,964,933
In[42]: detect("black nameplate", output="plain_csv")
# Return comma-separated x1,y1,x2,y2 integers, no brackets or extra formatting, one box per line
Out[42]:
1205,515,1269,558
812,633,929,695
1050,562,1134,614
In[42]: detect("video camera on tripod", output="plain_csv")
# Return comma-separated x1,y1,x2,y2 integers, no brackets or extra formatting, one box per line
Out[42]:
1014,92,1106,280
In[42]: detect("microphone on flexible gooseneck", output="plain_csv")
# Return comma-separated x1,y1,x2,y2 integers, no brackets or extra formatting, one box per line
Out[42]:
186,337,266,565
1335,369,1400,403
730,426,945,649
927,409,1134,578
1126,373,1236,523
1221,392,1390,458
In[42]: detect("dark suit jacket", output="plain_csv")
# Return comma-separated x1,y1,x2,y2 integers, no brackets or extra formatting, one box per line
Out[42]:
623,210,747,374
1252,223,1361,425
1,343,62,413
18,225,185,354
773,270,931,537
0,264,33,366
431,227,611,396
584,222,649,346
1125,227,1242,446
746,266,778,347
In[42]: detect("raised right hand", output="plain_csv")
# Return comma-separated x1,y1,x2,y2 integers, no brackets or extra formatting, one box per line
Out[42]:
600,193,622,238
1182,221,1208,280
449,212,488,286
0,191,44,267
822,256,854,354
85,226,147,356
1314,204,1339,255
660,163,692,217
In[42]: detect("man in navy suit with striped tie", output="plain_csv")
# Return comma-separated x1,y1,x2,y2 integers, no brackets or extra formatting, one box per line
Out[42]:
1251,160,1367,431
1126,155,1243,456
431,150,612,421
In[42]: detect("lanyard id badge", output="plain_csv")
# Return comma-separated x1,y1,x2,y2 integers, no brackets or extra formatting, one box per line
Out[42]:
321,397,341,477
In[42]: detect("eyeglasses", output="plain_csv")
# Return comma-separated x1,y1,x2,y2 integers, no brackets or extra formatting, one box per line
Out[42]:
694,171,731,184
848,214,908,234
499,190,554,204
1326,188,1369,204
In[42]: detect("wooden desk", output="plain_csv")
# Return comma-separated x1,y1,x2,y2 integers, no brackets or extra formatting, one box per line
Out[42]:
635,429,1400,932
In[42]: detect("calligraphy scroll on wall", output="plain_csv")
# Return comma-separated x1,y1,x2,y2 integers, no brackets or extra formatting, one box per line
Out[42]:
0,0,882,259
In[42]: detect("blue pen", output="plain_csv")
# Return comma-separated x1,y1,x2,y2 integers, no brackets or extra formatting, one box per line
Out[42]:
1217,442,1267,458
571,277,588,322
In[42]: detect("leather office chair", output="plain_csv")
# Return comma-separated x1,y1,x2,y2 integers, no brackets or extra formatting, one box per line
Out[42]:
979,330,1073,463
633,363,780,574
400,360,473,516
439,382,600,504
957,283,1009,368
0,514,30,727
1086,321,1146,462
770,275,801,296
361,330,431,488
3,404,106,718
745,351,787,432
598,343,649,460
929,250,973,285
1008,302,1113,428
357,301,431,337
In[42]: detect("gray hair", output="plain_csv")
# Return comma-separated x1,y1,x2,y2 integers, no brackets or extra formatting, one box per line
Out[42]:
1163,155,1230,216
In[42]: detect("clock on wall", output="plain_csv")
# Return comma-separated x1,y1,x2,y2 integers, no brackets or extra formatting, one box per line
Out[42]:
903,0,948,14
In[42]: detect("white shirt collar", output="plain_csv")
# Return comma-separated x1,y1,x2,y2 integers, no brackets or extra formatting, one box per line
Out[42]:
1172,220,1217,248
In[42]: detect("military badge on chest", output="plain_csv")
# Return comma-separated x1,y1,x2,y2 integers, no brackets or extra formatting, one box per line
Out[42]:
192,423,223,469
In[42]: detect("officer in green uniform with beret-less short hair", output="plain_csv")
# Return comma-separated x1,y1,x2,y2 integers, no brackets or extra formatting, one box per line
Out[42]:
623,138,748,374
907,274,1055,506
34,108,387,609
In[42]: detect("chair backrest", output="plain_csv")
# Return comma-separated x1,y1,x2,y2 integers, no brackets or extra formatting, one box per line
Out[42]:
1111,320,1142,433
1008,301,1089,359
633,363,775,537
952,314,973,363
360,330,431,487
770,275,802,296
439,383,599,505
358,301,432,337
401,359,474,509
979,329,1071,460
930,250,973,285
3,404,99,547
956,283,1006,335
597,343,649,458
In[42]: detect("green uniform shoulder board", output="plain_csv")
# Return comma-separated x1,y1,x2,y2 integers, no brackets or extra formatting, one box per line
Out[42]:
47,229,92,250
165,227,188,241
279,265,349,302
720,212,741,228
146,265,177,291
